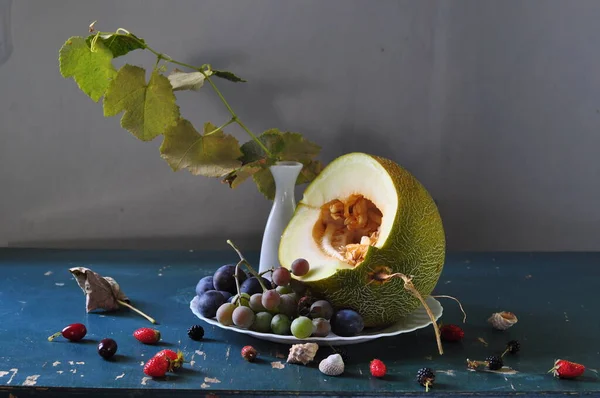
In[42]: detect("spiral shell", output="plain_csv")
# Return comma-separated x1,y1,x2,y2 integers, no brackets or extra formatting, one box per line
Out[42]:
319,354,345,376
287,342,319,365
488,311,518,330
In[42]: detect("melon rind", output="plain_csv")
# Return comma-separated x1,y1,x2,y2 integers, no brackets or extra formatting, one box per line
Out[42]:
279,153,445,328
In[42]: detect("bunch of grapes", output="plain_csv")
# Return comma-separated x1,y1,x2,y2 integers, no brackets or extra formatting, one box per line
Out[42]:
194,258,364,338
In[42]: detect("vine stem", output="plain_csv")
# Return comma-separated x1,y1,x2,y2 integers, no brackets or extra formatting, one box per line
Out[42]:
233,259,244,306
371,271,443,355
205,118,236,137
226,240,268,292
104,31,274,158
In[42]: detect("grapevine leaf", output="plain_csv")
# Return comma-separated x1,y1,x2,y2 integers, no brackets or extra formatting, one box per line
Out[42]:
160,119,243,177
103,65,180,141
278,132,321,163
85,33,145,58
297,160,324,185
252,167,277,200
222,158,270,189
212,70,247,83
59,36,116,102
168,69,212,91
239,129,285,163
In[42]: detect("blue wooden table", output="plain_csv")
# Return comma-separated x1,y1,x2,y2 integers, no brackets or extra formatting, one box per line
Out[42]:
0,248,598,397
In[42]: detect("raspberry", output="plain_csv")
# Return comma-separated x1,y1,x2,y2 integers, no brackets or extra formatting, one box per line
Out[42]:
369,359,386,377
439,324,464,342
486,355,503,370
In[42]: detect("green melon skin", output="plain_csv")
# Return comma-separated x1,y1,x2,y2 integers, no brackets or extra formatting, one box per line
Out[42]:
287,154,445,328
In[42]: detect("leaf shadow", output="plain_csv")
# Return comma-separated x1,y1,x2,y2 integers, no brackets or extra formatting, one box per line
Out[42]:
186,50,322,135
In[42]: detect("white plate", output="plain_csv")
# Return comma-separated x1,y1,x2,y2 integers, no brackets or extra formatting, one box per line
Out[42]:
190,296,443,346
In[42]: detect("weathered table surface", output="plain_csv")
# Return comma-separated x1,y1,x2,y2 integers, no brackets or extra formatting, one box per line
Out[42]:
0,248,598,397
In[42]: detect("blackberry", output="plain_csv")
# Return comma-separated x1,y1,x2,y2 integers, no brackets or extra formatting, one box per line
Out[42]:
187,325,205,341
486,355,503,370
506,340,520,354
416,367,435,391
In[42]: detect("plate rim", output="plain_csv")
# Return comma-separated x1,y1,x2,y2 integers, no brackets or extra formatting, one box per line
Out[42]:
190,295,443,344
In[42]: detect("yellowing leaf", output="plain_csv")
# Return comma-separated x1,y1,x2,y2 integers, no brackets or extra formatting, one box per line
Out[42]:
103,65,180,141
252,167,277,200
222,159,268,189
160,119,242,177
297,160,324,185
59,36,116,102
168,70,212,91
278,132,321,163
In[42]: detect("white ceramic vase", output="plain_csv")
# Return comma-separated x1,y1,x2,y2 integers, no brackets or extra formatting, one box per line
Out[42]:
258,161,303,279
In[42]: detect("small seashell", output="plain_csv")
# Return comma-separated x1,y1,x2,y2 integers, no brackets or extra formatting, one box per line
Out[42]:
488,311,518,330
287,342,319,365
319,354,345,376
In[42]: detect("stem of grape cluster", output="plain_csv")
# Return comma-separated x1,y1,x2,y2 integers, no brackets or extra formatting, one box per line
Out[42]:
226,240,268,292
103,31,274,158
233,259,244,306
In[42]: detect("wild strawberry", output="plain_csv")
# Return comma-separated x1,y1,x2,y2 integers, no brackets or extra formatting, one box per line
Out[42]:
370,359,387,377
143,355,170,378
155,349,185,371
439,324,464,342
133,328,161,344
549,359,585,379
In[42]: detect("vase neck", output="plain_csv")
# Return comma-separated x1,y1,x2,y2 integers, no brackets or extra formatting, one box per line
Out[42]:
270,161,303,200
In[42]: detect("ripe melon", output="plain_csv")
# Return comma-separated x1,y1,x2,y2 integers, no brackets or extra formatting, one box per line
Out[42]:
279,152,445,328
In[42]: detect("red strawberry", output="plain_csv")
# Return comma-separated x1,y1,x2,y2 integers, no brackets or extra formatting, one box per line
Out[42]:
549,359,585,379
155,349,185,371
440,324,464,342
133,328,161,344
370,359,387,378
143,355,170,378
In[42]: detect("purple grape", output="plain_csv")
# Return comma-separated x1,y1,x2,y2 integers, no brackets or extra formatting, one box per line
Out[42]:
195,276,214,296
262,290,281,311
291,258,310,276
272,267,292,286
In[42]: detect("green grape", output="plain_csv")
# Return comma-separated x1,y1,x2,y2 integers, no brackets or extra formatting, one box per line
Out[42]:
249,293,266,312
231,292,251,307
232,306,255,329
216,303,236,326
271,314,292,335
251,312,273,333
276,285,293,294
291,316,314,339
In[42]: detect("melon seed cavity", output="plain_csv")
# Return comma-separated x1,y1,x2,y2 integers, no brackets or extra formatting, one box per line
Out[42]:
313,194,382,265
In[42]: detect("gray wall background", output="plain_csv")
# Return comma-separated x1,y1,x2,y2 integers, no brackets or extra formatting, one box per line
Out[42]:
1,0,599,252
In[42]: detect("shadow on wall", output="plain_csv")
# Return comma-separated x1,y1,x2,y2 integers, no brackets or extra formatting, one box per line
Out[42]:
6,234,263,251
188,50,322,133
0,0,12,67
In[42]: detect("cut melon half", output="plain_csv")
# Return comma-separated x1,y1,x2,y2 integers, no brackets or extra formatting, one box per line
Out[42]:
279,152,445,327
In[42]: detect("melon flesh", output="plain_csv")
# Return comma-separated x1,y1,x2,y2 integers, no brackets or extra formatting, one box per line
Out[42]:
279,152,445,327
